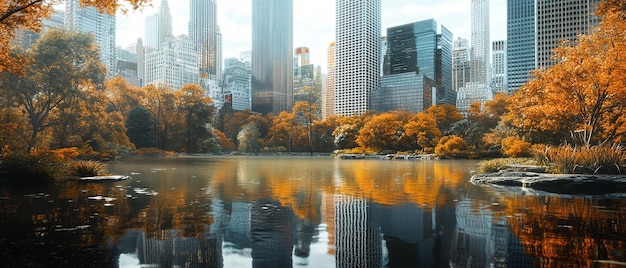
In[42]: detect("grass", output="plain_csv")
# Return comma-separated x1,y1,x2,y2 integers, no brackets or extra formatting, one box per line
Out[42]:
0,149,70,184
477,158,539,174
539,145,626,175
71,160,107,177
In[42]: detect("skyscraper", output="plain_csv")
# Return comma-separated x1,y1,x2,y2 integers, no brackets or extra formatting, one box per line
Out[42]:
334,0,381,116
377,19,453,111
65,0,116,73
322,42,336,120
452,38,470,92
535,0,600,69
507,0,600,92
491,40,507,93
506,0,535,92
469,0,490,84
189,0,222,80
251,0,294,115
144,0,173,50
144,35,199,89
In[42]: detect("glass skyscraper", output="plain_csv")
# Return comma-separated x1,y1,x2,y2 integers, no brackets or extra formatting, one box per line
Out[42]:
144,0,173,50
506,0,535,92
381,19,453,108
65,0,116,74
334,0,381,116
251,0,294,115
189,0,222,80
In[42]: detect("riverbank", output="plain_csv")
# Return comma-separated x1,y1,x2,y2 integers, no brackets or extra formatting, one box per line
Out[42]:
471,171,626,195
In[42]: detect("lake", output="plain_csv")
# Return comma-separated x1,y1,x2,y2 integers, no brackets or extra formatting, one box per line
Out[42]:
1,156,625,267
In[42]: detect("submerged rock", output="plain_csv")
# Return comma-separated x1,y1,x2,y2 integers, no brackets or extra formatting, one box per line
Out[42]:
471,171,626,195
79,175,131,182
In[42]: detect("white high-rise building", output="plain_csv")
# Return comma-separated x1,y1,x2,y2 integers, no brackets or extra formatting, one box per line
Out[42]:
452,38,470,92
334,0,381,116
189,0,222,80
144,35,199,90
144,0,173,51
65,0,116,73
469,0,490,84
491,40,507,93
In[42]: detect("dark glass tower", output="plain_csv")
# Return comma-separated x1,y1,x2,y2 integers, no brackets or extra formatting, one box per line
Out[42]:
506,0,535,93
383,19,453,105
251,0,294,115
189,0,221,80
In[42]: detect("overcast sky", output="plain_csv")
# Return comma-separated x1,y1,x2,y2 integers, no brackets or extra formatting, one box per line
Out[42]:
116,0,507,71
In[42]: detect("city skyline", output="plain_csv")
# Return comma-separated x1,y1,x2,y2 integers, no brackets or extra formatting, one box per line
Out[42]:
115,0,507,71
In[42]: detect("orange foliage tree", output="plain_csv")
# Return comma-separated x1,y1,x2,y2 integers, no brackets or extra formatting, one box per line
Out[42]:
509,2,626,146
356,112,408,152
435,135,469,157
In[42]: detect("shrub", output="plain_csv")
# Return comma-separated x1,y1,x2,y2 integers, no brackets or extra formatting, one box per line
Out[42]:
501,137,532,157
0,149,70,184
477,158,539,173
71,160,107,177
435,135,469,157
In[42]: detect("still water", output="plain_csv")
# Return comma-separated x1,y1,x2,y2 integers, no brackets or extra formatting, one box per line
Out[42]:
1,156,625,267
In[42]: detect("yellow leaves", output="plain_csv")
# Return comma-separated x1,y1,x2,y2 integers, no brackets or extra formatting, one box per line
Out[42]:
501,136,532,158
434,135,469,157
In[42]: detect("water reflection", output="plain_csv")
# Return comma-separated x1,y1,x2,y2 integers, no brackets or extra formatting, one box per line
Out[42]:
0,156,625,267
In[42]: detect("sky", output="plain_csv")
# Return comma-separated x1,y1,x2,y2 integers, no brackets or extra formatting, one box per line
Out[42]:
116,0,507,71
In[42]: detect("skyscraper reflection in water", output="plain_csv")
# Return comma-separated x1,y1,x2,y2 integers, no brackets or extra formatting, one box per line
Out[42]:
250,199,294,268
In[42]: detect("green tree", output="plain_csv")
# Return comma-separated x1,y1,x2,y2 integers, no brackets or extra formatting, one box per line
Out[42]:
0,29,106,151
237,123,261,153
177,84,215,153
126,105,157,148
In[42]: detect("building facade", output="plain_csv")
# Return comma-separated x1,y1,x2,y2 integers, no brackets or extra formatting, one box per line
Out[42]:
189,0,222,80
456,82,494,114
373,72,434,113
491,40,507,93
506,0,535,92
251,0,294,115
381,19,453,108
65,0,116,73
452,38,471,93
334,0,381,116
223,58,252,111
535,0,601,69
470,0,490,85
144,0,173,50
144,35,199,90
322,42,336,120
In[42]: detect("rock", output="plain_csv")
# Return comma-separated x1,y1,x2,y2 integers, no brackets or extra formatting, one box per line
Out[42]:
471,171,626,195
79,175,131,182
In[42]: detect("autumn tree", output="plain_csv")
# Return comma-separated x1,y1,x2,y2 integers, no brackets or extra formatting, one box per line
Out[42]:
435,135,469,157
356,112,407,152
267,111,298,152
404,112,442,152
424,104,464,135
509,2,626,146
176,84,215,153
333,113,372,149
1,0,152,73
237,123,261,153
293,101,320,154
0,29,106,151
126,105,157,148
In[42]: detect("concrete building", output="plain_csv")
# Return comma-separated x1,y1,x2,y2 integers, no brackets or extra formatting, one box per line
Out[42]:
322,42,336,120
65,0,116,73
223,57,252,111
452,38,471,93
535,0,601,69
456,82,494,114
144,35,199,90
115,46,141,86
13,9,65,49
491,40,507,93
251,0,294,115
469,0,490,85
334,0,381,116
